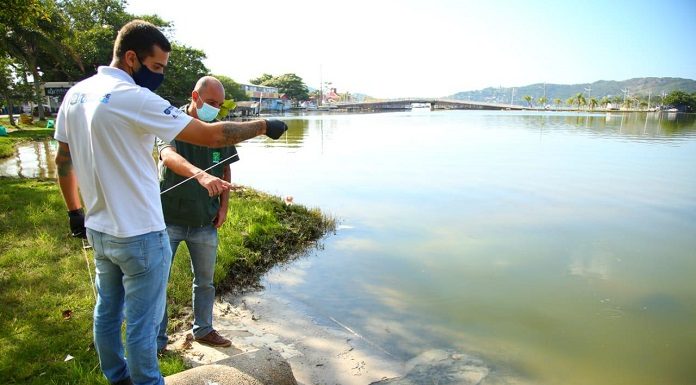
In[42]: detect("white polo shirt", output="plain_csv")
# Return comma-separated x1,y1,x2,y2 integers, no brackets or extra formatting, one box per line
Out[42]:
55,66,193,237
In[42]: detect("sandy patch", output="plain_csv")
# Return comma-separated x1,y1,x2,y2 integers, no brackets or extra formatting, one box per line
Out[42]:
166,291,405,385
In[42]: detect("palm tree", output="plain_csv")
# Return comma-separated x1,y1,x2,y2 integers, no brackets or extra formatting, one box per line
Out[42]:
523,95,533,108
624,97,634,110
554,98,562,108
566,97,575,108
589,97,598,110
574,93,587,110
600,96,610,109
538,96,548,109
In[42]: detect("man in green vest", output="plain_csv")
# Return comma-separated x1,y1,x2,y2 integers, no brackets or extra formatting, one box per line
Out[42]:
157,76,238,350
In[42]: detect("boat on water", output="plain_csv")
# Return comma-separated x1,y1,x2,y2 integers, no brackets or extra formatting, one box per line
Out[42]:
316,104,338,111
410,102,432,111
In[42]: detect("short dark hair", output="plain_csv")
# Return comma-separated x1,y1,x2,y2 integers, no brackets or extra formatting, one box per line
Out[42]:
113,20,171,61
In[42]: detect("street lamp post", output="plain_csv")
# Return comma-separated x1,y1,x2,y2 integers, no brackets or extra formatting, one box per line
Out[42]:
621,88,629,108
585,85,592,101
259,92,263,115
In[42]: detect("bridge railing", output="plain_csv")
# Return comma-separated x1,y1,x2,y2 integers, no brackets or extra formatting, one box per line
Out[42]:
334,98,525,110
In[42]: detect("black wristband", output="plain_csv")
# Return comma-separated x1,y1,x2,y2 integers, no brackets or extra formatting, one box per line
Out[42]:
68,208,84,217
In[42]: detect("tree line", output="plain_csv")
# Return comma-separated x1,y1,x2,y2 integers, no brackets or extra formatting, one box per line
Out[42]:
522,90,696,112
1,0,312,125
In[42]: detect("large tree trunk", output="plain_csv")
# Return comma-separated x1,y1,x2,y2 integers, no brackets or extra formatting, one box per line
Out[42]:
22,71,32,121
31,66,45,121
7,96,16,126
1,92,17,127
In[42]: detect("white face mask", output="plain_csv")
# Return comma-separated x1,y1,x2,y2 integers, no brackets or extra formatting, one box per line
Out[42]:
195,94,221,122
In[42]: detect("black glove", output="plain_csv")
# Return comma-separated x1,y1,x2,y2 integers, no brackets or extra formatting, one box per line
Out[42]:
265,119,288,140
68,208,87,238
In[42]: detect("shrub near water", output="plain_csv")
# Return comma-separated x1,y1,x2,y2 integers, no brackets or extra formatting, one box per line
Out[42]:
0,179,334,384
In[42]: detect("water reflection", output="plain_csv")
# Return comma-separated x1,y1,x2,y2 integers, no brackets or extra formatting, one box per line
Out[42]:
279,119,310,148
568,249,613,280
0,140,57,178
512,112,696,140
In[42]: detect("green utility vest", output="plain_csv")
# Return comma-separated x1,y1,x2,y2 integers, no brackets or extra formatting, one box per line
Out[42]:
159,105,238,226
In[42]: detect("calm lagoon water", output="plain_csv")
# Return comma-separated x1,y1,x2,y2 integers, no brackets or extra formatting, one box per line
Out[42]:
232,111,696,385
2,110,693,384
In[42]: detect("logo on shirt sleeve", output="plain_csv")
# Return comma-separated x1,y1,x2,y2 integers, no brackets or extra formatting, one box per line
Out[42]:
163,105,183,119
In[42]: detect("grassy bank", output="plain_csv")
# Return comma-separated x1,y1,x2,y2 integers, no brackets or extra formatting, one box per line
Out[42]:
0,178,334,384
0,117,55,158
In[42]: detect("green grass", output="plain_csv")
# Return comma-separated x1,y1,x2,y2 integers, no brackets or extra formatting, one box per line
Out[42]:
0,178,334,384
0,117,55,158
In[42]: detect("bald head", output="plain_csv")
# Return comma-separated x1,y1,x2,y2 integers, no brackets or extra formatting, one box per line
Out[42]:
195,76,224,95
190,76,225,120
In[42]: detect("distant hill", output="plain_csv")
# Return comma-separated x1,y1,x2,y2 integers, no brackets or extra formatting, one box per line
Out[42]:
449,77,696,105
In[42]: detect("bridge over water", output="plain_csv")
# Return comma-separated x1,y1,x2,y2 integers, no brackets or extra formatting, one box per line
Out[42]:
334,98,526,111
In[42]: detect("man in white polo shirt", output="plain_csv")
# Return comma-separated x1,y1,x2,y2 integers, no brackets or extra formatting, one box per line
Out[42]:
54,20,286,385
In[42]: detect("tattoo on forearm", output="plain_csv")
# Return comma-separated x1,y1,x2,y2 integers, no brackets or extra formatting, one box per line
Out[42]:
57,159,73,177
220,121,263,146
56,148,73,177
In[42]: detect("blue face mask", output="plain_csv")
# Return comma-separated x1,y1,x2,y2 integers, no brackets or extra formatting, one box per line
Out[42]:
132,57,164,91
195,95,221,122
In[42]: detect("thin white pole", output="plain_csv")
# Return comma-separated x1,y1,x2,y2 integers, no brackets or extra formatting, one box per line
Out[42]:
160,153,240,195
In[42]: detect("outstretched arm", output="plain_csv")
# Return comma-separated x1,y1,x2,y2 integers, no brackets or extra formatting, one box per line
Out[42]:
175,119,287,148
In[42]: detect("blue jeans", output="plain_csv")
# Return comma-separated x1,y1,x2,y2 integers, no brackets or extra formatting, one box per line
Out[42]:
87,229,171,385
157,224,218,350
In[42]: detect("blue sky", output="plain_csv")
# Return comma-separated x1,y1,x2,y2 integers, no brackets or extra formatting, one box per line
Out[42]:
126,0,696,98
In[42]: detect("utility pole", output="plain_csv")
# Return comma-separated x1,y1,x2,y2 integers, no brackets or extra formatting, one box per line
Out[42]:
510,87,515,106
661,90,666,108
319,64,323,107
543,82,546,99
621,88,629,107
259,92,263,115
584,85,592,100
647,90,651,110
